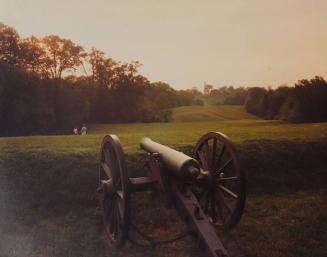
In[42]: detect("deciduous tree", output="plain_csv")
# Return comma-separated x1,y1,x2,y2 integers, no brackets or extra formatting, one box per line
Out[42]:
41,35,86,79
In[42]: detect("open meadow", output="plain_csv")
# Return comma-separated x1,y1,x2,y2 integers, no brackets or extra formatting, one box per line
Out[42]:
0,118,327,257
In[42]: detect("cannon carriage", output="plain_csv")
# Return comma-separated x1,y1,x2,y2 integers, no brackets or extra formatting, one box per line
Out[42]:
97,132,246,257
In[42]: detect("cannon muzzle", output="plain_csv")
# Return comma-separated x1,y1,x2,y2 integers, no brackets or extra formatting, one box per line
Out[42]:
140,137,200,178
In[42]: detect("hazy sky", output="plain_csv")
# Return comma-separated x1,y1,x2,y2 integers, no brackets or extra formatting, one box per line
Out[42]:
1,0,327,89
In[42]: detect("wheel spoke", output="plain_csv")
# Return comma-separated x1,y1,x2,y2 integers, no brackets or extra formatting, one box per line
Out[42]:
211,138,217,172
113,202,121,237
217,185,238,199
103,188,116,228
103,193,114,215
215,144,226,171
197,149,209,170
210,192,217,223
215,192,226,223
204,140,210,161
105,193,122,239
115,192,124,224
116,190,124,199
115,176,122,189
101,179,114,193
102,162,113,179
216,176,239,182
104,147,111,163
105,196,115,219
198,188,206,201
204,191,210,214
116,198,124,221
116,201,122,226
109,200,117,233
215,158,233,175
219,194,233,214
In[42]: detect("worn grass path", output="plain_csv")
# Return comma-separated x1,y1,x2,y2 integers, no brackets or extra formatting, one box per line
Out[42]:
170,105,258,122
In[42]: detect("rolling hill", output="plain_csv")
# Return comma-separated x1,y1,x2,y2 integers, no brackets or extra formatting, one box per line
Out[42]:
170,105,259,122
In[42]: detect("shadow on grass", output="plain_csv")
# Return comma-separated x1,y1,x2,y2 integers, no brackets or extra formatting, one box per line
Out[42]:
237,140,327,194
0,140,326,257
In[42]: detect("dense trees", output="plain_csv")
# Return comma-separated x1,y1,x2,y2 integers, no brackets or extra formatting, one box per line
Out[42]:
203,86,248,105
244,87,267,116
0,22,201,135
41,35,86,79
0,63,93,135
245,77,327,122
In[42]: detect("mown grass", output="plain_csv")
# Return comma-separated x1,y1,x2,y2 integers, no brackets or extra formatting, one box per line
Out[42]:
171,105,258,122
1,120,321,154
0,120,326,257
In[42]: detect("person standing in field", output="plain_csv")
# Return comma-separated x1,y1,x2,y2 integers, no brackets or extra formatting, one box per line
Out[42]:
81,124,87,135
73,127,78,135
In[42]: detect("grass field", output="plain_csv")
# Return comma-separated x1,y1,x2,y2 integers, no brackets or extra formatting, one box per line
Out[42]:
171,105,258,122
0,120,326,257
1,120,320,154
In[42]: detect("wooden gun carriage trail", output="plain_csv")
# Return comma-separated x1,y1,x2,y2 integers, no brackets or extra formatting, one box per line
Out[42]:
97,132,246,257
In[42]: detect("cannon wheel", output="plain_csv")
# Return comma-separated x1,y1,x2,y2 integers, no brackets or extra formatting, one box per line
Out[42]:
193,132,246,230
98,134,130,248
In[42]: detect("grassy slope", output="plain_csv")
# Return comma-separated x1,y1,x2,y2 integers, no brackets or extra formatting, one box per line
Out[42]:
0,120,327,257
171,105,258,122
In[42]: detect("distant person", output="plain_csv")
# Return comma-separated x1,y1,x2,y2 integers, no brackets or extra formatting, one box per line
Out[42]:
73,127,78,135
81,124,87,135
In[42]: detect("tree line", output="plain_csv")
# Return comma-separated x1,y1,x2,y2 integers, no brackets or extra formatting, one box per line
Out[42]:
0,22,201,135
201,78,327,123
244,77,327,123
1,22,326,135
210,86,247,105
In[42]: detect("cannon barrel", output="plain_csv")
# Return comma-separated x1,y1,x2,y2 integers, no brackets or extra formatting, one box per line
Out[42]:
140,137,200,178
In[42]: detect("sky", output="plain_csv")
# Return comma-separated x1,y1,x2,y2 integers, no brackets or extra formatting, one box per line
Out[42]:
1,0,327,89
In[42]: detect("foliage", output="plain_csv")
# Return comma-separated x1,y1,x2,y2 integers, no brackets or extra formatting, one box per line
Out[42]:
0,22,21,66
244,87,268,116
41,35,86,79
0,23,202,135
245,77,327,122
0,63,92,135
199,86,248,105
223,88,248,105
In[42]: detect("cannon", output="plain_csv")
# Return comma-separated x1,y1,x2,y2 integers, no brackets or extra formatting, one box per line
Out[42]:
97,132,246,257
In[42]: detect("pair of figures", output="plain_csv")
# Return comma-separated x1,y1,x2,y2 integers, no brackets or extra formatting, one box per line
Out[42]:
73,125,87,135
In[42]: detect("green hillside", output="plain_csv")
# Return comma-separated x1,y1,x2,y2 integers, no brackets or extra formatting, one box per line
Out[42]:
171,105,258,122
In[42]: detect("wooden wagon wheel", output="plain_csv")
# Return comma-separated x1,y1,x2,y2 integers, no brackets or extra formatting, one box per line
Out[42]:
98,134,130,248
193,132,246,230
